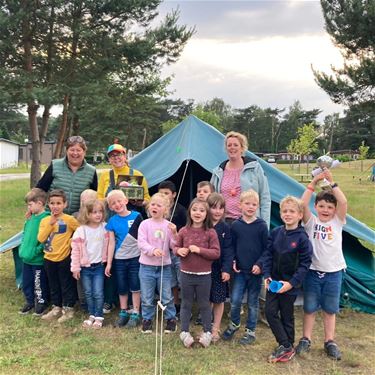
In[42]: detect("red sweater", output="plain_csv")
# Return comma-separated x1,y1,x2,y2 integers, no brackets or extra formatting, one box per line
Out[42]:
173,226,220,273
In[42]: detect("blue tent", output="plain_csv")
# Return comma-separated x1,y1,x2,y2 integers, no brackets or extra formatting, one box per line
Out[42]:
131,115,375,313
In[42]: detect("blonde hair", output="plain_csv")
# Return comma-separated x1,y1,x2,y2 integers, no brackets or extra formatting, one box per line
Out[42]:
80,189,97,204
280,196,304,213
78,199,105,225
225,131,248,154
148,193,170,218
106,189,127,204
240,189,259,203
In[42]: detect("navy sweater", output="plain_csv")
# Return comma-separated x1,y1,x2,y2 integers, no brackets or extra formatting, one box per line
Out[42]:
231,217,268,272
257,225,312,295
213,221,234,274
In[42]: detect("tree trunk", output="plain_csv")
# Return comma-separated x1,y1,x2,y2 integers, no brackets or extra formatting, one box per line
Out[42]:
40,104,50,159
53,94,69,158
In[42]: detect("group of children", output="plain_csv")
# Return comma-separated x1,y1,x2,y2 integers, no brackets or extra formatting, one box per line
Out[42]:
18,169,347,362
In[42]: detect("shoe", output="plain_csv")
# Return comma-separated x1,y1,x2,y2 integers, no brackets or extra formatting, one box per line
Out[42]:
125,312,141,328
33,303,47,316
164,319,177,334
194,313,202,326
114,310,130,327
92,317,104,329
41,305,62,321
19,303,34,315
324,340,342,360
103,303,113,314
239,328,256,345
142,319,153,334
211,328,221,343
222,321,240,341
57,307,74,323
82,315,96,328
268,345,295,363
295,337,311,355
180,331,194,348
198,331,212,348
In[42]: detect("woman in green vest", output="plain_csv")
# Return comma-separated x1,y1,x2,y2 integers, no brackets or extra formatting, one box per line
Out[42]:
36,136,97,215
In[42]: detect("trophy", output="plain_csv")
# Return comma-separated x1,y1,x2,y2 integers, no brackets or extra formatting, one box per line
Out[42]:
311,155,340,190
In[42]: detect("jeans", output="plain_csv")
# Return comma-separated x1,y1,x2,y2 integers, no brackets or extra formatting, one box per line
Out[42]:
113,257,140,295
22,263,49,305
139,264,175,321
230,272,262,331
81,263,105,318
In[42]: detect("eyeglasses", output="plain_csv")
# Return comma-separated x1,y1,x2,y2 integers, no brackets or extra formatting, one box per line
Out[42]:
109,152,124,159
66,136,86,145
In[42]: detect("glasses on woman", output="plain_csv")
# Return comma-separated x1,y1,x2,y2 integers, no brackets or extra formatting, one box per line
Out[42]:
109,152,124,159
67,135,85,144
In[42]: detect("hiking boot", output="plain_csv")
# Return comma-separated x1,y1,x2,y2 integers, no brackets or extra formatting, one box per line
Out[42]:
33,303,47,316
57,307,75,323
125,312,141,328
41,305,62,321
198,331,212,348
222,321,240,341
324,340,342,360
239,328,256,345
180,331,194,348
141,319,153,334
268,345,295,363
114,310,130,327
164,319,177,334
103,303,113,314
19,303,34,315
295,337,311,355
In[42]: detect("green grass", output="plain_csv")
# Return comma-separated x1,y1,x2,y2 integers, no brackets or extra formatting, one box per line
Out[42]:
0,161,374,374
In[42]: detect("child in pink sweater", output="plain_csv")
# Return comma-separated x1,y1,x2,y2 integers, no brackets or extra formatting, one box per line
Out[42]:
138,193,178,334
71,199,109,328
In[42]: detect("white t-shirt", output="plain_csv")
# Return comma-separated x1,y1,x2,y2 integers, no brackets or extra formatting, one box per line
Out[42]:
83,224,106,264
303,214,346,272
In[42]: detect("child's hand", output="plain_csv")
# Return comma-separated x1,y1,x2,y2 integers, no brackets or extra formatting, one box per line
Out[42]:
252,265,261,275
278,281,292,294
189,245,200,253
177,247,189,257
233,261,240,273
72,271,80,280
153,248,164,257
265,277,272,288
221,272,230,282
25,209,31,219
105,264,112,277
49,215,58,226
312,171,325,185
322,168,333,183
168,223,177,236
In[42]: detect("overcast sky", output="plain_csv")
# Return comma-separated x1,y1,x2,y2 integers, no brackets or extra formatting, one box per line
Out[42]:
158,0,345,120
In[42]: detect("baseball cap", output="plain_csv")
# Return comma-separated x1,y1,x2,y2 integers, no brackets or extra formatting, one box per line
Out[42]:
107,144,126,155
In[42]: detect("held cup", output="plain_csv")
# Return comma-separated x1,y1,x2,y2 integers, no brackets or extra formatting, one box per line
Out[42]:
269,280,283,293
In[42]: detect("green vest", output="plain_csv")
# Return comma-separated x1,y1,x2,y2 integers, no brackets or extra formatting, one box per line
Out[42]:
50,158,96,214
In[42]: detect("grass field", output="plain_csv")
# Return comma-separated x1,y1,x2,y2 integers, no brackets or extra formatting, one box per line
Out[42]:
0,161,374,375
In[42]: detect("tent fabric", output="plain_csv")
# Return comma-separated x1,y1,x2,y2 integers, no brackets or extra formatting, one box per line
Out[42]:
131,115,375,313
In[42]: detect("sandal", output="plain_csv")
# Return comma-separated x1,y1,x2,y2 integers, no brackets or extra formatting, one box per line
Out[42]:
211,328,221,343
82,315,95,328
93,318,103,329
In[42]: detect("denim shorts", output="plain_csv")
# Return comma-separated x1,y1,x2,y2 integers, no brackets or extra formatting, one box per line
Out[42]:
303,269,343,314
113,257,140,295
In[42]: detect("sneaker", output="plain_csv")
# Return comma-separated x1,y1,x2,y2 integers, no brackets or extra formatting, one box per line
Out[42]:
198,331,212,348
114,310,130,327
82,315,96,328
142,319,153,334
19,303,34,315
164,319,177,334
125,312,141,328
295,337,311,355
222,321,240,341
324,340,342,360
41,305,62,321
57,307,74,323
92,317,104,329
180,331,194,348
268,345,295,363
103,303,113,314
239,328,256,345
33,303,47,316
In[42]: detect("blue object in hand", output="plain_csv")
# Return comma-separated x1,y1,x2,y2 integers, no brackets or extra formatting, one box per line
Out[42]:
269,280,283,293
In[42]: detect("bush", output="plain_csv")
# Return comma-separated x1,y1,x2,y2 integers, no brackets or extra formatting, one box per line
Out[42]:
336,155,352,162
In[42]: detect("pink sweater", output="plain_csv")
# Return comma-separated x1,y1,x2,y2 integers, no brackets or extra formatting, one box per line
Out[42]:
138,218,176,266
71,224,109,272
173,226,220,273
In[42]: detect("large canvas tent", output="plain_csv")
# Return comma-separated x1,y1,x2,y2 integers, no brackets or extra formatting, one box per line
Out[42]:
131,115,375,313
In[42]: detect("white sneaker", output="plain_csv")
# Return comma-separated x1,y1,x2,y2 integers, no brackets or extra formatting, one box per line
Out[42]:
180,331,194,348
41,305,62,321
199,331,212,348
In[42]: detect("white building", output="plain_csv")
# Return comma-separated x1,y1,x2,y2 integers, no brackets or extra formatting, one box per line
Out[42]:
0,138,19,169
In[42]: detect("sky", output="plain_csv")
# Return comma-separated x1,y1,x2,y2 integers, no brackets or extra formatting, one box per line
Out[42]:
157,0,345,120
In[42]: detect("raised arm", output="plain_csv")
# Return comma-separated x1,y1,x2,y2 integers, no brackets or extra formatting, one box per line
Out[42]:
323,169,347,222
301,172,324,223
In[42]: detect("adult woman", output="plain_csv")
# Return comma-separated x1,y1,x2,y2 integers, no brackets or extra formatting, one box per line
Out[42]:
97,144,150,211
37,136,97,215
210,131,271,226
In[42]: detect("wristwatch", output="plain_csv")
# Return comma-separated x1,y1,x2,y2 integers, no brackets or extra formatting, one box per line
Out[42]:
331,182,338,188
